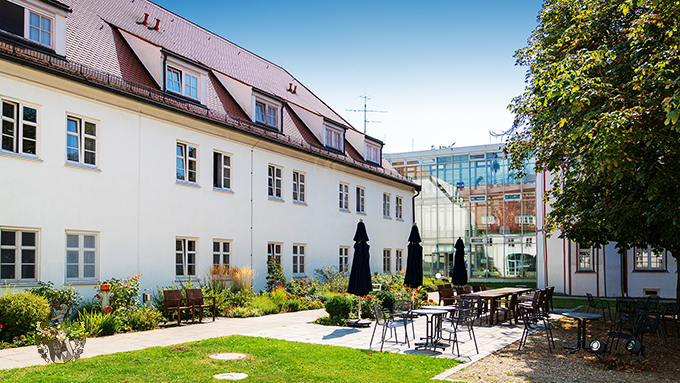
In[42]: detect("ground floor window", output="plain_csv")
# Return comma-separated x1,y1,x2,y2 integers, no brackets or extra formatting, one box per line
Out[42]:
66,232,97,281
339,246,349,272
292,244,305,275
396,249,403,272
578,244,592,272
634,247,665,271
1,228,38,281
383,249,391,273
268,242,282,267
176,238,197,278
213,240,231,267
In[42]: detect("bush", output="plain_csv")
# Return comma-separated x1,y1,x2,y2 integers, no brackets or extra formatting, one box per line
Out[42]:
78,309,119,337
421,284,437,293
0,292,51,340
286,278,319,297
99,313,119,336
283,298,301,312
251,295,279,315
270,287,288,308
265,259,286,292
30,281,81,320
126,306,163,331
98,274,141,310
325,295,352,320
373,290,395,311
314,266,348,292
224,306,263,318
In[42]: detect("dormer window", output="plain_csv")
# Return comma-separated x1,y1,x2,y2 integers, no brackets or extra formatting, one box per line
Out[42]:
324,123,344,151
164,54,207,104
28,11,51,46
0,0,68,55
252,93,282,131
365,141,381,164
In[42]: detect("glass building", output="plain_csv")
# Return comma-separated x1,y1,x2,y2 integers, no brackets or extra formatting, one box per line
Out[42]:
385,144,536,281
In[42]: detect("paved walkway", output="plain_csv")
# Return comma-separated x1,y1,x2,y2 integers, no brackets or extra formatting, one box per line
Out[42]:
0,301,565,380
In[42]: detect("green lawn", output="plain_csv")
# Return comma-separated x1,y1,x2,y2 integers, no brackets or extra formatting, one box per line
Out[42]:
0,336,459,382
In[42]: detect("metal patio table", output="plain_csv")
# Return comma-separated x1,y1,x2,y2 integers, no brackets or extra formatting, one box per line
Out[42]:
412,309,449,352
562,312,602,351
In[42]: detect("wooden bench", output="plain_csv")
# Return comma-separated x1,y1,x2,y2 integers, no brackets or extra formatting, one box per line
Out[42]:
163,289,194,325
186,288,217,323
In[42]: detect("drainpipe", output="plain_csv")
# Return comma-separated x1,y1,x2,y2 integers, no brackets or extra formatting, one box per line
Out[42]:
250,138,261,285
411,186,421,224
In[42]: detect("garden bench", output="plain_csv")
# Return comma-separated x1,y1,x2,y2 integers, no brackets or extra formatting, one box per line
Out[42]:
186,288,216,323
163,289,194,326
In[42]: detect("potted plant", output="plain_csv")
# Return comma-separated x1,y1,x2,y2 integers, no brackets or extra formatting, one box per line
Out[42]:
35,305,86,364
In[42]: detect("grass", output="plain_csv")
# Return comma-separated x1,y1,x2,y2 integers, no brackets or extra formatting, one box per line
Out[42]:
0,336,459,382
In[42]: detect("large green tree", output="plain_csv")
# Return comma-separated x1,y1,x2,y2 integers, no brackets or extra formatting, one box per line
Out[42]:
507,0,680,302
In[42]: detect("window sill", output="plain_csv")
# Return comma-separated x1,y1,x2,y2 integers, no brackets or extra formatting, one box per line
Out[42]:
65,162,101,172
176,180,200,188
339,208,351,214
575,271,595,274
213,187,234,194
632,269,668,273
65,280,99,286
396,218,404,222
0,150,42,162
175,276,201,282
268,196,285,203
292,274,307,278
383,216,392,220
0,281,39,287
356,212,367,216
293,201,307,206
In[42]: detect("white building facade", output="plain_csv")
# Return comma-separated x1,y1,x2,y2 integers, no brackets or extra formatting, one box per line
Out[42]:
0,0,417,295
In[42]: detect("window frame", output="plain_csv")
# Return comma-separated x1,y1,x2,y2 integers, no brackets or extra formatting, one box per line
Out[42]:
339,182,350,212
26,9,53,48
268,164,283,200
66,115,98,168
577,243,593,272
324,123,344,151
292,243,306,276
212,239,231,268
382,193,391,218
395,196,403,220
339,246,349,272
175,237,197,279
213,150,232,191
176,141,198,185
65,231,98,283
382,248,391,273
633,247,666,271
0,227,39,282
396,249,403,272
252,93,282,131
1,98,39,158
356,186,366,214
267,242,282,268
365,141,381,164
164,56,205,103
292,170,306,204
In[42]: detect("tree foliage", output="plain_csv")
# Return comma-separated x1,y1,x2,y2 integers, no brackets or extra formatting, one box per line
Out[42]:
507,0,680,298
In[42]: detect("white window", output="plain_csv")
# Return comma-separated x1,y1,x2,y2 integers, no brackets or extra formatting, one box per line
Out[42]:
267,242,282,267
0,228,38,281
395,196,403,220
356,186,365,214
481,215,496,225
66,116,97,166
1,99,37,156
213,151,231,190
65,232,97,282
365,142,381,164
268,164,282,199
213,240,231,267
253,94,281,130
292,244,305,275
176,142,198,184
396,249,403,272
339,246,349,272
176,238,197,277
339,183,349,211
324,124,343,151
515,215,536,225
383,193,391,218
293,171,306,203
635,247,665,271
165,65,201,101
383,249,391,273
28,11,51,47
578,244,592,272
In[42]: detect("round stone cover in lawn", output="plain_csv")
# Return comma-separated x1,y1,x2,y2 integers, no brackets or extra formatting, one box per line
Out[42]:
207,353,249,361
213,372,248,380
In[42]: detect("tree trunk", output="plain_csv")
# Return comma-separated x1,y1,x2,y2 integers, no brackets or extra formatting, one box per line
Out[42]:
669,249,680,307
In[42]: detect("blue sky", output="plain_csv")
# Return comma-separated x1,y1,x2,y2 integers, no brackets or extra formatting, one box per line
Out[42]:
153,0,544,153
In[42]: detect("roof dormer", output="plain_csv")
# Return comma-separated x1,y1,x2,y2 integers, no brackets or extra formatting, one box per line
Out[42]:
163,51,209,105
0,0,70,56
252,90,283,132
364,136,383,165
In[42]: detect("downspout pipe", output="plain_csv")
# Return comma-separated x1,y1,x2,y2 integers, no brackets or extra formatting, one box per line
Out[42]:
412,185,421,224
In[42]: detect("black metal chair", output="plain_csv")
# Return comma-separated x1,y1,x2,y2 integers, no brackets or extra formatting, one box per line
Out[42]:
586,293,611,321
392,299,416,340
607,311,666,355
517,305,554,352
369,304,409,351
661,303,680,338
636,295,660,313
615,297,637,321
442,299,478,357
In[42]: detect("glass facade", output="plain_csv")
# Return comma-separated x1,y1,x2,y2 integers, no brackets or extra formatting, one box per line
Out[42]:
386,145,536,280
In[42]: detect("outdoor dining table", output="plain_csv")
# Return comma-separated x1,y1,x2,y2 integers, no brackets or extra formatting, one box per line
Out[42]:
463,287,534,325
561,312,602,351
412,309,449,352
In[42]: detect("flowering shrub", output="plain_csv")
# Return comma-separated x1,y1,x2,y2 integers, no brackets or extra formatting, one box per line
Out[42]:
35,320,86,344
286,278,320,297
96,274,141,310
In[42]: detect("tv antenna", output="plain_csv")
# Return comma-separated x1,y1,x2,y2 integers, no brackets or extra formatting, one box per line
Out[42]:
346,95,387,134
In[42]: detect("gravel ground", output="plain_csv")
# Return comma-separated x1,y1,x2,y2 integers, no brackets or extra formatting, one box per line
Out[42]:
446,312,680,383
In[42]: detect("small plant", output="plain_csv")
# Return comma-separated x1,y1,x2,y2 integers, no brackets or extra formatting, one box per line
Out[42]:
373,290,396,311
0,292,51,340
283,298,301,312
30,282,82,320
230,266,256,293
97,274,141,310
270,287,288,308
314,266,348,292
325,295,352,320
125,306,163,331
266,259,286,292
251,295,279,315
78,309,104,337
224,306,263,318
286,278,320,297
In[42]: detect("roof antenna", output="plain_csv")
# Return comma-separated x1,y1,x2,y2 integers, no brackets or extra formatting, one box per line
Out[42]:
346,95,387,134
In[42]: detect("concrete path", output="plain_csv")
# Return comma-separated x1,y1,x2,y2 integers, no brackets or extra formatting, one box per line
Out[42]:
0,302,563,380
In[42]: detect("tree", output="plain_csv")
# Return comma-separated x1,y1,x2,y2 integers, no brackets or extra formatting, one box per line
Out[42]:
506,0,680,303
